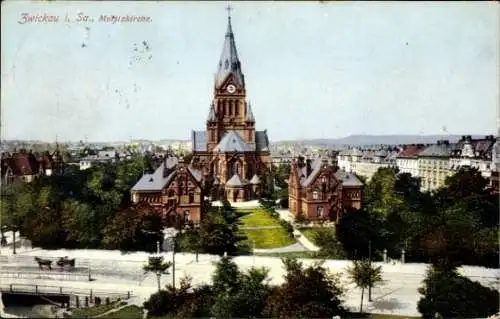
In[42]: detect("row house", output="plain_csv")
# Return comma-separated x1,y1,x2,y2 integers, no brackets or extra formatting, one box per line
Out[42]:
337,148,398,181
448,135,495,179
396,144,426,177
288,157,363,222
131,155,205,226
418,140,455,192
1,150,64,184
79,150,118,170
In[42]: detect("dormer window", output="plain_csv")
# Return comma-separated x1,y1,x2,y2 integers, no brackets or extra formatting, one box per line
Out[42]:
225,59,229,69
321,176,327,183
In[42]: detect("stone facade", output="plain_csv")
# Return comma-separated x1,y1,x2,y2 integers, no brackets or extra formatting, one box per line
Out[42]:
288,157,363,222
131,156,204,226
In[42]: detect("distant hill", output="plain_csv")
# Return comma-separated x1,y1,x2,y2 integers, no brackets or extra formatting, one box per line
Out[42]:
275,134,490,146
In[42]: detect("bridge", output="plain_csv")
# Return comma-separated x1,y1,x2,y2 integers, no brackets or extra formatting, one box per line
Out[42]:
0,283,132,308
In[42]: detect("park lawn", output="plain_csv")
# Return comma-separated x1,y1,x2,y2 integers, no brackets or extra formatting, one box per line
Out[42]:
238,208,281,227
101,305,143,319
242,228,296,249
300,227,335,245
70,301,124,318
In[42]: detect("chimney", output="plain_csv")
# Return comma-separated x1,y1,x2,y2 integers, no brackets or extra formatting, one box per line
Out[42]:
306,159,312,176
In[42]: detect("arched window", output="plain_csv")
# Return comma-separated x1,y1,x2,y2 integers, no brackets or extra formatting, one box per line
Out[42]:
316,206,324,217
231,160,238,176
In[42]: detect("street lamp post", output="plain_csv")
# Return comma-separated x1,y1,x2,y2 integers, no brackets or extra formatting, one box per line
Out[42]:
171,237,176,289
368,239,372,302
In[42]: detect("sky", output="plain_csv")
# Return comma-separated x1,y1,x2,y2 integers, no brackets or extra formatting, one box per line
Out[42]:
1,1,499,142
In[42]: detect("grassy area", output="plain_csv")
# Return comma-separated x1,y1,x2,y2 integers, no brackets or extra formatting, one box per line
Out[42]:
300,227,335,245
101,305,143,319
70,301,124,318
255,251,319,259
241,228,296,249
238,208,281,227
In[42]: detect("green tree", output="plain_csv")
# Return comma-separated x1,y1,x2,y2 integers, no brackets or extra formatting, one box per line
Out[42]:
143,256,172,292
102,203,163,252
313,228,347,259
418,266,499,319
346,259,383,313
210,256,270,318
264,258,345,318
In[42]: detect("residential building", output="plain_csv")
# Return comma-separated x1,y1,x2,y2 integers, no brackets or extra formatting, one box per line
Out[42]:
396,144,425,177
288,157,363,222
190,13,271,202
448,135,494,179
1,149,63,184
418,140,454,192
130,155,204,226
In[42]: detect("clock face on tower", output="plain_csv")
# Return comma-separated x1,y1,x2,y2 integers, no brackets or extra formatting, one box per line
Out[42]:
226,84,236,94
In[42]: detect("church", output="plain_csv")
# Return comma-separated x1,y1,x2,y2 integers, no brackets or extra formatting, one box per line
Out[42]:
130,11,271,226
190,11,271,202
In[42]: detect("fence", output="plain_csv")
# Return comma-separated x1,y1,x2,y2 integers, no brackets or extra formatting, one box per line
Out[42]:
0,268,91,281
0,283,132,300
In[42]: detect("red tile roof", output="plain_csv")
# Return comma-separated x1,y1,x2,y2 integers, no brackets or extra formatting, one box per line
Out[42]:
397,146,425,158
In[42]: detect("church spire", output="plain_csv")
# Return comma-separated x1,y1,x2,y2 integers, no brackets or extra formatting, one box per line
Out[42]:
215,6,245,89
246,101,255,122
207,103,217,122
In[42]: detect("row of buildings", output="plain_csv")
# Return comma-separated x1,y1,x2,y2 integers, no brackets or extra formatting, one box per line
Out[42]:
337,135,499,192
1,149,64,184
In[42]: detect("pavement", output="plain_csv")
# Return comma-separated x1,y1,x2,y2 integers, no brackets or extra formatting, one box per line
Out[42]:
1,246,499,317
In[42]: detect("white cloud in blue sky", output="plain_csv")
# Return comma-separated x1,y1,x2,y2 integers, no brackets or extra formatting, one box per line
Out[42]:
1,1,498,142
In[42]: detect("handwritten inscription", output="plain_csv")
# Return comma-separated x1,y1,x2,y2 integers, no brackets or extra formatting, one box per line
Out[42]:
18,12,153,24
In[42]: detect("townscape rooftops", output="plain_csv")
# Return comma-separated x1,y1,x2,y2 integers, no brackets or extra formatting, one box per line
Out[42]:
419,142,455,157
397,145,425,158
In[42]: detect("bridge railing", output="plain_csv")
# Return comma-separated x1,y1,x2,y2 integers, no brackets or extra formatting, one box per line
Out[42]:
0,283,132,300
0,268,91,281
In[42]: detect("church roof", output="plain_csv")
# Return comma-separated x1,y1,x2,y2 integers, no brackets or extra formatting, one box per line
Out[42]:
255,130,269,152
215,15,245,88
213,131,252,153
249,174,260,184
192,131,207,152
226,173,246,187
246,102,255,122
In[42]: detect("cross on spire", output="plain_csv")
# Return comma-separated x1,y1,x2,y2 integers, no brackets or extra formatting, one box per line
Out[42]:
226,5,233,20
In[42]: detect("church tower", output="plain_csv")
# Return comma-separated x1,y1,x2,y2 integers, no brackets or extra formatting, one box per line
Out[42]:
206,9,256,151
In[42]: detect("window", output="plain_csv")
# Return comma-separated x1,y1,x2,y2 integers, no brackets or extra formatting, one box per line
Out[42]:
188,192,194,203
235,102,239,115
184,210,190,222
312,190,319,200
316,206,324,218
